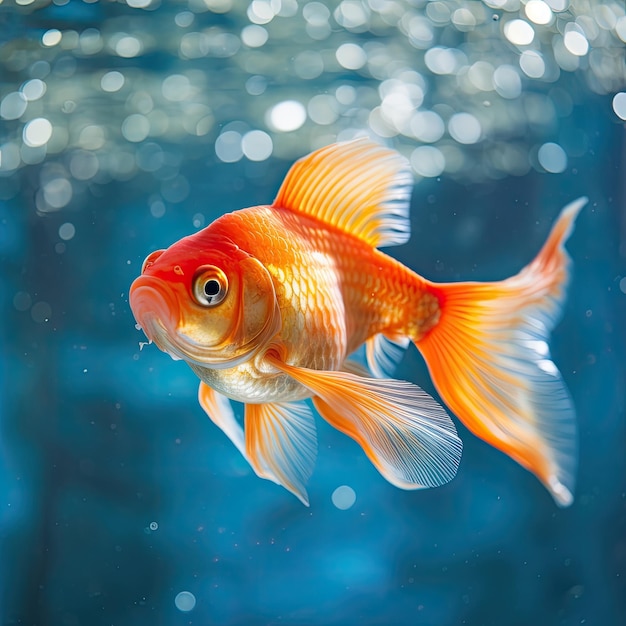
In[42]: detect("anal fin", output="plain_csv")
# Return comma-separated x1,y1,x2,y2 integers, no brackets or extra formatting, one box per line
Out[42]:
245,401,317,506
266,355,462,490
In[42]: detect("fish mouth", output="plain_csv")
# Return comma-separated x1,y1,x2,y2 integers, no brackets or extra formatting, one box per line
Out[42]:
129,275,183,355
129,274,264,369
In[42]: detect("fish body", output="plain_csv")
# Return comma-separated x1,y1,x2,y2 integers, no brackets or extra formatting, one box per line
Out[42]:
130,139,585,507
185,205,438,404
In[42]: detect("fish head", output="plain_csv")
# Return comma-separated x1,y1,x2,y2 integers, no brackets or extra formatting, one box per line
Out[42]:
129,233,281,369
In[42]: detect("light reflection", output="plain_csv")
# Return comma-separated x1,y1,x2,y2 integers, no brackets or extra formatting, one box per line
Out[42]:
21,79,46,101
448,113,482,145
42,29,62,47
58,222,76,241
1,92,28,120
308,94,339,125
215,130,243,163
101,71,125,92
121,114,150,142
241,130,273,161
493,65,522,99
537,142,567,173
267,100,307,132
0,0,620,203
613,92,626,120
525,0,553,25
519,50,546,78
563,30,589,56
24,118,53,147
504,19,535,46
336,43,367,70
241,25,268,48
411,145,445,177
113,35,143,58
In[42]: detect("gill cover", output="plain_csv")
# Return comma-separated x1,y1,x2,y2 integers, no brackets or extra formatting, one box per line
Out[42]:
179,252,282,368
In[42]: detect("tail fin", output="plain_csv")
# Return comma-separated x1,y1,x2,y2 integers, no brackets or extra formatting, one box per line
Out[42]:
416,197,587,506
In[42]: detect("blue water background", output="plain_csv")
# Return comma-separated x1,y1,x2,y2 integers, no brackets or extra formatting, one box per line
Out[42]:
1,3,625,625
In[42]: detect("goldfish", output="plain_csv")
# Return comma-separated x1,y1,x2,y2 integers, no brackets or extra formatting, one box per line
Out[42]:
130,139,585,507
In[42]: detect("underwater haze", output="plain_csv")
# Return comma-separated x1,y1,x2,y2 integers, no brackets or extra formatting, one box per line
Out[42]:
1,1,625,625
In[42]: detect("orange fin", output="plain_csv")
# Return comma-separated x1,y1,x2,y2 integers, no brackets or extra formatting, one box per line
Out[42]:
245,401,317,506
199,382,282,485
416,197,587,506
272,138,412,248
266,355,462,490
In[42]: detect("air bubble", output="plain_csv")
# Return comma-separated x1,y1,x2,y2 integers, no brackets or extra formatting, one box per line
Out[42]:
174,591,196,612
331,485,356,510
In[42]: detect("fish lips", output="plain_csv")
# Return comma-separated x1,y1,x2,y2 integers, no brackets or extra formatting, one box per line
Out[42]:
130,274,183,355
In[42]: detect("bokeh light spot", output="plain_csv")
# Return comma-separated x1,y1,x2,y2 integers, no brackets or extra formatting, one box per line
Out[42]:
563,30,589,56
174,591,196,612
58,222,75,241
24,118,53,147
504,19,535,46
525,0,552,25
122,114,150,142
42,29,62,47
43,177,73,209
519,50,545,78
612,93,626,121
332,485,356,510
115,35,143,58
537,142,567,173
31,301,52,323
336,43,367,70
1,92,28,120
215,130,243,162
410,111,444,143
448,113,482,144
241,25,268,48
21,79,46,101
493,65,522,99
13,292,32,311
411,145,445,177
101,71,125,92
294,50,324,80
241,130,273,161
267,100,306,132
161,74,192,101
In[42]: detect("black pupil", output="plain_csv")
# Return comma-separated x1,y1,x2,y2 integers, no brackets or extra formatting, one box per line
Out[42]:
204,279,221,298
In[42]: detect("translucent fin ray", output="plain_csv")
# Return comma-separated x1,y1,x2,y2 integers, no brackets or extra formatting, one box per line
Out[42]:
198,382,280,484
366,334,410,378
245,401,317,506
198,382,251,465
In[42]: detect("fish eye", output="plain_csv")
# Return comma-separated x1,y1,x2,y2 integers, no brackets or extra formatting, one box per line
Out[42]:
141,249,165,274
193,265,228,307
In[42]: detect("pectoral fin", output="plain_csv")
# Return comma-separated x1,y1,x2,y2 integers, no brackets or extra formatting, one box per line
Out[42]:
198,381,249,461
245,401,317,506
266,355,462,490
198,382,279,484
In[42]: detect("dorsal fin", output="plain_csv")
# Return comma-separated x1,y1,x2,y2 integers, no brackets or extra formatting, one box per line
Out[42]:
272,138,413,248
